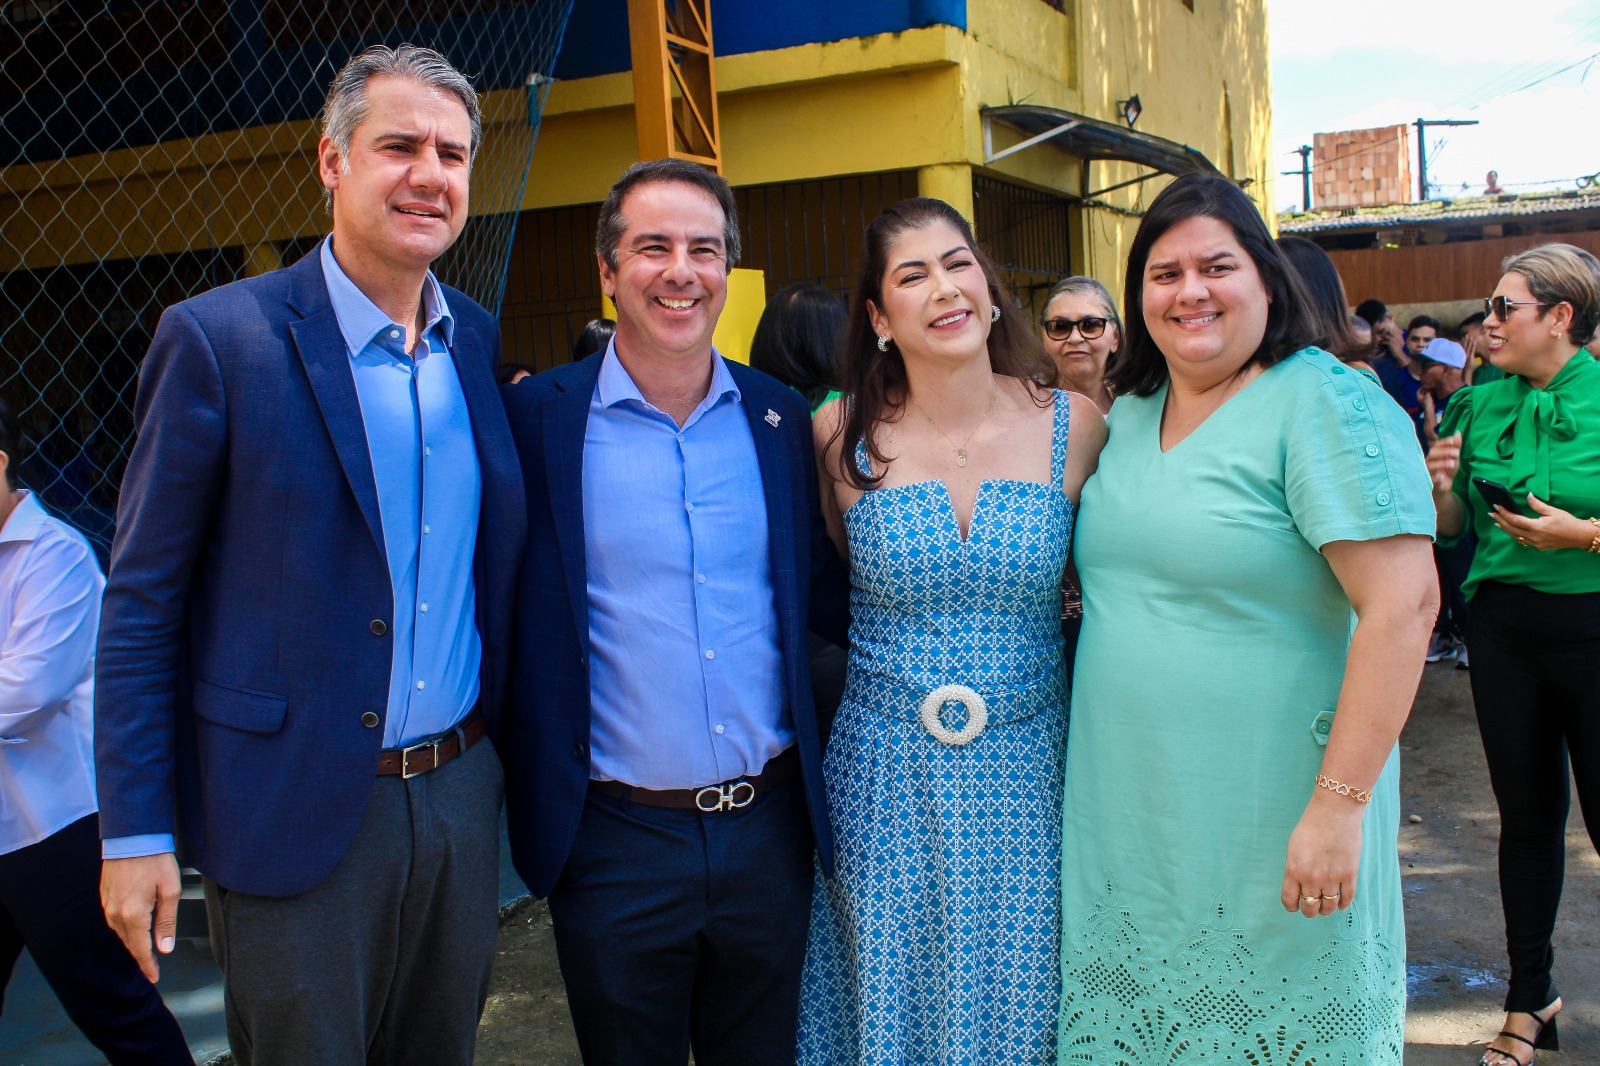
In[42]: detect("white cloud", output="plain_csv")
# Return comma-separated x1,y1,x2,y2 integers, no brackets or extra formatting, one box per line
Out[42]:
1268,0,1597,63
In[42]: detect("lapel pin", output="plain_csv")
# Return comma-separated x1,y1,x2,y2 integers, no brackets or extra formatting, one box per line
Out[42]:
765,409,782,428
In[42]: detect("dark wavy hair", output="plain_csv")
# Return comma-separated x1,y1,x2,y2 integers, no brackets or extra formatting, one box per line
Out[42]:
0,395,19,491
1109,172,1325,397
1276,236,1360,360
834,197,1056,489
749,284,845,409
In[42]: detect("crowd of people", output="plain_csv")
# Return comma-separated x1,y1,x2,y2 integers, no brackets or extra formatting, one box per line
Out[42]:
3,41,1600,1066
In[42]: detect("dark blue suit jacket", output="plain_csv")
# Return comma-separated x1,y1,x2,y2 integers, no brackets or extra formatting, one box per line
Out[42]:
94,249,526,898
500,354,849,899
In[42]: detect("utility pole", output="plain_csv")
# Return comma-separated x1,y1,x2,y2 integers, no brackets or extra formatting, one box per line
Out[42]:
1292,144,1313,211
1414,118,1479,201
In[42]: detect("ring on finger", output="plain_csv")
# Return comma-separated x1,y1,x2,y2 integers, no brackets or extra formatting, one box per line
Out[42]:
1321,893,1339,901
1300,894,1320,905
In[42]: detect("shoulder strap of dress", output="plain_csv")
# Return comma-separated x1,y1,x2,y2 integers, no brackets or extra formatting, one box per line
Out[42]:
1051,390,1071,486
853,436,873,480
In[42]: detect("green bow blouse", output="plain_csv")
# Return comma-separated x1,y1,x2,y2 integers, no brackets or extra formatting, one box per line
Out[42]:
1439,351,1600,598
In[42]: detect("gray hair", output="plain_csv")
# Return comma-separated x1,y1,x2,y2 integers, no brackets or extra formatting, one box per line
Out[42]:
319,44,483,213
595,159,742,273
1044,275,1121,328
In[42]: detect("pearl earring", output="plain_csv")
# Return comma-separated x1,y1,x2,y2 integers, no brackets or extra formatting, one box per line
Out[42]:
992,305,1002,322
877,334,890,352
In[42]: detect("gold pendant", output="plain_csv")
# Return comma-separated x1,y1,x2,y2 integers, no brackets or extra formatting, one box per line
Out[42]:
956,452,967,467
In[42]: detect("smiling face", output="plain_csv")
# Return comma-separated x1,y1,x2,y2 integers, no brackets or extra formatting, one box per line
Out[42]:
599,180,730,365
1042,289,1118,387
867,219,993,366
1141,214,1271,382
319,75,471,273
1484,271,1567,376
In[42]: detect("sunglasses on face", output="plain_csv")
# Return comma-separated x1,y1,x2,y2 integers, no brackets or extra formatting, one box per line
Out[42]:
1041,316,1112,341
1484,295,1552,321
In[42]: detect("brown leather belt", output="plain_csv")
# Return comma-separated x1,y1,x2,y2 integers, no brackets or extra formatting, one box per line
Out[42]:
589,746,800,812
377,709,485,779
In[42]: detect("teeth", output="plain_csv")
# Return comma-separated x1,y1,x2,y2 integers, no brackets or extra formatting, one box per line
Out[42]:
398,208,439,218
932,312,967,327
1181,313,1219,324
657,298,697,309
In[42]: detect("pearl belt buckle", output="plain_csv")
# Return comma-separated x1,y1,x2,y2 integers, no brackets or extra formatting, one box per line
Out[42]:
919,684,989,746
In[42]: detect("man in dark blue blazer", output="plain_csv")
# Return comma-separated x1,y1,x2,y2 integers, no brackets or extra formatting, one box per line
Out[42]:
94,45,525,1064
501,159,849,1066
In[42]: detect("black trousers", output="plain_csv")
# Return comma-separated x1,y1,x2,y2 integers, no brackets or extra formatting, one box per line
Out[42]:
0,814,192,1065
1467,580,1600,1013
547,776,814,1066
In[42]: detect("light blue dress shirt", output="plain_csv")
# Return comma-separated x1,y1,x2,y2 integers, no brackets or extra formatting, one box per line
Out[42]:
102,239,483,860
0,492,105,857
583,345,790,791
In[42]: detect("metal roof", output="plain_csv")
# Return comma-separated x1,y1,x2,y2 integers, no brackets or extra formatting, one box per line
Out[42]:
1279,189,1600,233
980,105,1223,181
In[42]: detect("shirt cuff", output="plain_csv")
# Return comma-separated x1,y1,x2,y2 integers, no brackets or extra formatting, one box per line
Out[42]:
102,833,176,860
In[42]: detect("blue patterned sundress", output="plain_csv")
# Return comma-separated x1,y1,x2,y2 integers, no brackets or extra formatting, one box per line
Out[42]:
799,390,1075,1066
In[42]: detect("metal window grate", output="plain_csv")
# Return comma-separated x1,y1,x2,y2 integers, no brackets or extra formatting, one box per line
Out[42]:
973,173,1075,308
1,0,575,557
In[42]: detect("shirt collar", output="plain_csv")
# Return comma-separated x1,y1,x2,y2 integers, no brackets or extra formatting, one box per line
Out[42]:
595,340,741,421
0,491,49,545
319,236,454,361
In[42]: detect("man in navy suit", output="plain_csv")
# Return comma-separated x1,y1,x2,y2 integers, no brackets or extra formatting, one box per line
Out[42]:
501,159,849,1065
94,45,525,1065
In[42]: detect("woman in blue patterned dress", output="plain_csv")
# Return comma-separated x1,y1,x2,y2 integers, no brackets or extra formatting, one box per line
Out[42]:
798,197,1107,1065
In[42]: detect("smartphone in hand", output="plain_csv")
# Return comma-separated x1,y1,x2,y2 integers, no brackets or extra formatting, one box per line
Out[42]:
1472,476,1526,517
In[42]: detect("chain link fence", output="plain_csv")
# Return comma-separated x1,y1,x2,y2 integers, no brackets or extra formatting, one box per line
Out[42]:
1,0,575,559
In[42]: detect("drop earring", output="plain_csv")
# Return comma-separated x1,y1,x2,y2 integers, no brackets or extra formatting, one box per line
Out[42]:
877,334,890,352
992,305,1002,322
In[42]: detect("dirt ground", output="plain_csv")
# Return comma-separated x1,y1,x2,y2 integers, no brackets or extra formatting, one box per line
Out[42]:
474,660,1600,1065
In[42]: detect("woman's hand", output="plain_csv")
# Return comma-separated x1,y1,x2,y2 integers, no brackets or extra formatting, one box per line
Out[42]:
1280,796,1365,918
1425,433,1461,493
1492,495,1596,551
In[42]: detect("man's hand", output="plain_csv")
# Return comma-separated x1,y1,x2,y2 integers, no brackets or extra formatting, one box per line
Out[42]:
101,853,181,982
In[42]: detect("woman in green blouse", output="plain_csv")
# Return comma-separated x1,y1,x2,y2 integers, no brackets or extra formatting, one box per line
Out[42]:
1426,242,1600,1066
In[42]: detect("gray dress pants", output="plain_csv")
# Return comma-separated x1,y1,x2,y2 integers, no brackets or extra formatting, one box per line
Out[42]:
205,738,504,1066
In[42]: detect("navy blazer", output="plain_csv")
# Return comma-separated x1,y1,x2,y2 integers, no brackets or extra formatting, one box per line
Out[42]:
94,249,526,898
500,354,849,899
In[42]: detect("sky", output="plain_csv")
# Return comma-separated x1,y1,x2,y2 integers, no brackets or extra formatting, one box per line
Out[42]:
1268,0,1600,212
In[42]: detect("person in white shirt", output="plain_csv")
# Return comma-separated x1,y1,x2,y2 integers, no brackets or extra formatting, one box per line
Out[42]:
0,397,191,1065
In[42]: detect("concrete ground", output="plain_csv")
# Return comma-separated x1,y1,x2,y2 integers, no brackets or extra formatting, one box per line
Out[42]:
6,661,1595,1064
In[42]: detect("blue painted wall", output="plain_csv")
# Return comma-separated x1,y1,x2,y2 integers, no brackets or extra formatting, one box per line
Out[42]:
552,0,966,80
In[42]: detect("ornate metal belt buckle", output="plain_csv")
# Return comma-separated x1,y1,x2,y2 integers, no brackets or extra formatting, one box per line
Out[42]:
695,780,756,812
919,684,989,746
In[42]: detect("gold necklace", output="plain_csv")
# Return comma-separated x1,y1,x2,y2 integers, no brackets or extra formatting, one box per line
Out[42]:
911,381,999,468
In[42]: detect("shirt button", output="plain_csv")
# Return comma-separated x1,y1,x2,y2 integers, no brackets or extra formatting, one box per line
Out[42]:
697,573,706,584
677,433,685,443
1353,398,1366,411
420,603,428,613
416,680,426,690
425,447,432,456
686,502,695,512
424,525,431,535
361,711,381,728
1376,492,1392,506
390,329,400,340
705,650,715,660
714,724,725,735
1331,365,1346,375
370,619,388,636
1365,444,1380,457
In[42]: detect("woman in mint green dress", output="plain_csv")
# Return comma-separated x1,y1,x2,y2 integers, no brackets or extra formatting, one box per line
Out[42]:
1057,173,1437,1065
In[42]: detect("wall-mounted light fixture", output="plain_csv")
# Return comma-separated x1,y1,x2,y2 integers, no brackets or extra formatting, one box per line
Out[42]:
1116,95,1142,128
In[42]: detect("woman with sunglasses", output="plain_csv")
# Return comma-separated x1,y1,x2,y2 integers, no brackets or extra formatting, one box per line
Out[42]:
1039,277,1119,415
1056,172,1436,1065
1425,243,1600,1066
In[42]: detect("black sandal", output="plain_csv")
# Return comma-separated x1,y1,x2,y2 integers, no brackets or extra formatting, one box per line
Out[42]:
1478,1003,1560,1066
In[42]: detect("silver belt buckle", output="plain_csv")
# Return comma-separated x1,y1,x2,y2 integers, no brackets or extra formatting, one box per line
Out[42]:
400,737,441,780
694,780,755,812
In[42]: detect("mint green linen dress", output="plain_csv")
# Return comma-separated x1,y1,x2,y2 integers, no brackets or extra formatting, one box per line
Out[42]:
1057,348,1434,1066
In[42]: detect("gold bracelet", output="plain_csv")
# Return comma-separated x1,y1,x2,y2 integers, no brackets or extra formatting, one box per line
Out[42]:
1588,517,1600,554
1315,774,1372,805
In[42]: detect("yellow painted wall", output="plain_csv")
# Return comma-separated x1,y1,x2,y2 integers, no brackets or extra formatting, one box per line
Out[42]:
599,267,767,364
3,0,1274,306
